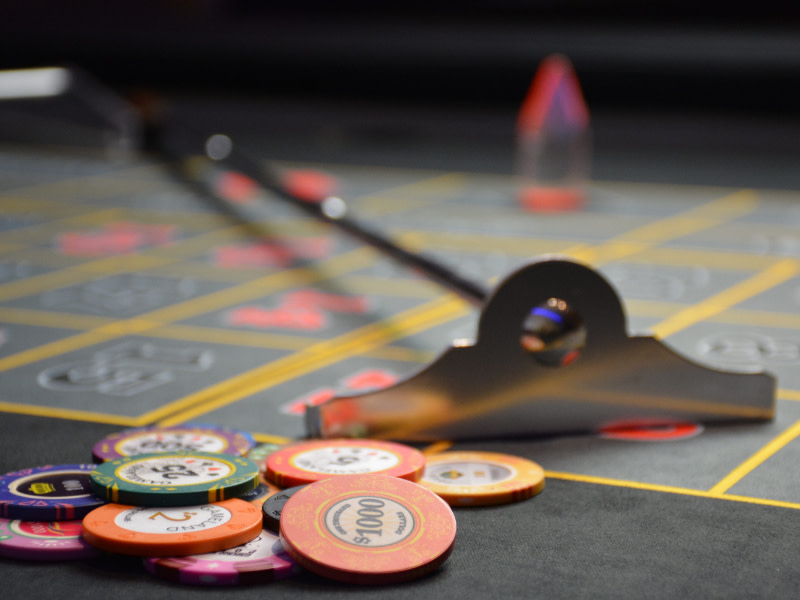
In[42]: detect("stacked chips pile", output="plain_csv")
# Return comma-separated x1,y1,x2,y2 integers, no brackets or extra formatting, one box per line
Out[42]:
0,463,105,561
0,424,546,586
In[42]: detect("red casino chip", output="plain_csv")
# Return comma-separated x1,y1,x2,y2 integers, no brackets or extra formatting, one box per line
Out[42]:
596,419,704,441
279,474,456,584
265,439,426,488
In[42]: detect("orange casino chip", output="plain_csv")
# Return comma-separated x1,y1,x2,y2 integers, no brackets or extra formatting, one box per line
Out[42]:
81,498,263,556
265,439,426,488
420,451,545,506
279,474,456,584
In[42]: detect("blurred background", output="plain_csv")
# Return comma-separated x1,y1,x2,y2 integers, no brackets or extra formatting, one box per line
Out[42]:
2,1,800,184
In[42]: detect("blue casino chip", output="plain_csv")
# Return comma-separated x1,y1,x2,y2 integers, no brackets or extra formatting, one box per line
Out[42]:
0,464,106,521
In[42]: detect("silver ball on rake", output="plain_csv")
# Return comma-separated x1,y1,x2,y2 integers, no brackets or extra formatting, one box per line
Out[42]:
520,297,586,368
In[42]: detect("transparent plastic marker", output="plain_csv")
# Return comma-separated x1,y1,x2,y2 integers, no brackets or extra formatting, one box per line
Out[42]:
515,54,592,212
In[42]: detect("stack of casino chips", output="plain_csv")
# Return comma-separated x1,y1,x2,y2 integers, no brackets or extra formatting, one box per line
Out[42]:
0,424,546,586
0,463,105,561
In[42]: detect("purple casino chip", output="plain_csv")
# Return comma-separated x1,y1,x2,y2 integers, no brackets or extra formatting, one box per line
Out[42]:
91,425,255,462
144,528,299,586
0,464,105,521
0,518,100,561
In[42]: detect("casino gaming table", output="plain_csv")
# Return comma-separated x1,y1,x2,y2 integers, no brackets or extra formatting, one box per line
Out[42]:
3,13,800,599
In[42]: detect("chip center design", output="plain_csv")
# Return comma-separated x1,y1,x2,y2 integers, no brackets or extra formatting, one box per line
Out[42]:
9,471,93,499
424,461,516,486
9,520,83,539
119,433,228,455
116,456,233,486
323,495,416,548
292,447,400,475
115,504,233,534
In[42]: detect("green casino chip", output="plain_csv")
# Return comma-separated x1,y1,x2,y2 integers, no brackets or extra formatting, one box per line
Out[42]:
247,443,284,472
90,451,260,507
